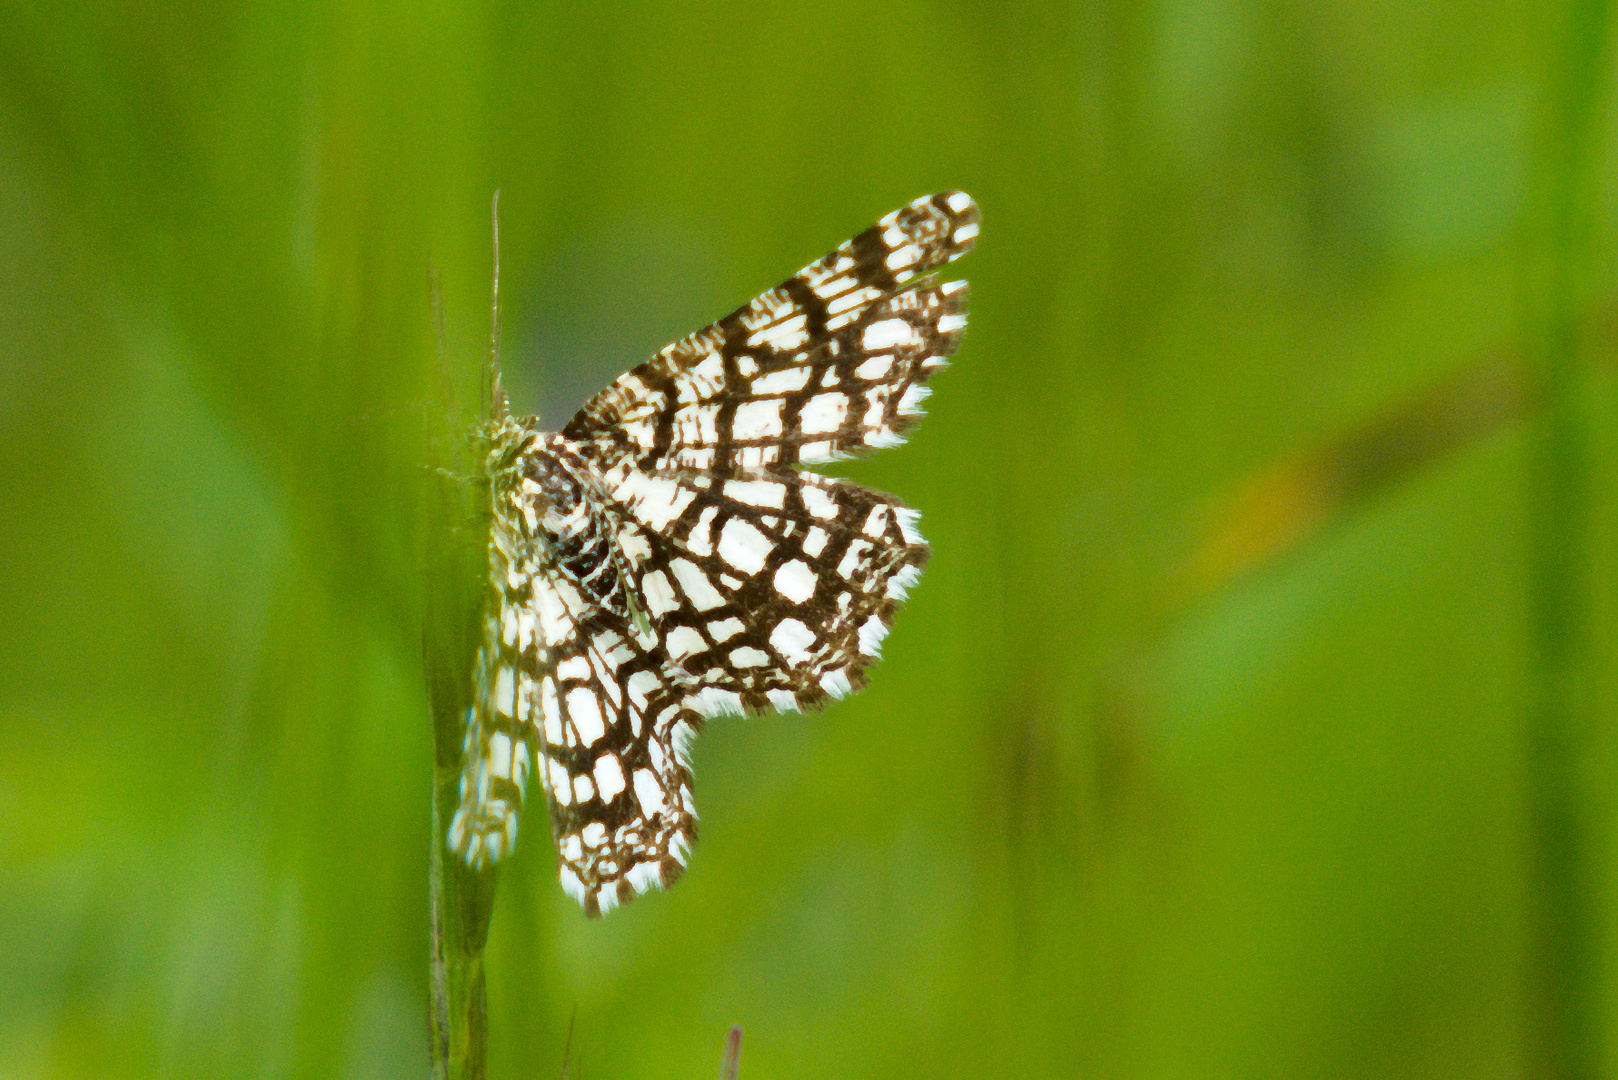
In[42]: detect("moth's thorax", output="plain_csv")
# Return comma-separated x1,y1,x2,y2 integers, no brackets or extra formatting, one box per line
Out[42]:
484,417,626,612
484,421,578,535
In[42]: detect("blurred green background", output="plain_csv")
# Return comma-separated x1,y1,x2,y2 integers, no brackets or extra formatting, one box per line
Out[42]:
4,0,1618,1077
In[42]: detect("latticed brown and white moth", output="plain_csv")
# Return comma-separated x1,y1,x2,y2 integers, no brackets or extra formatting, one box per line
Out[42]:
448,191,978,915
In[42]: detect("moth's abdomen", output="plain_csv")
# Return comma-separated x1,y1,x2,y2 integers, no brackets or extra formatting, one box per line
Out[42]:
551,510,622,609
521,444,630,615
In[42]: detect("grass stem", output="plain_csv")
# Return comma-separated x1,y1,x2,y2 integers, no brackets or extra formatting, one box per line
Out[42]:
1523,3,1610,1077
424,264,500,1080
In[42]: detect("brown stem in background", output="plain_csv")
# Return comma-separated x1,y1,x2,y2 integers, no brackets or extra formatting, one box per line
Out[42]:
1178,290,1618,605
719,1026,742,1080
1178,352,1531,603
1176,6,1613,1074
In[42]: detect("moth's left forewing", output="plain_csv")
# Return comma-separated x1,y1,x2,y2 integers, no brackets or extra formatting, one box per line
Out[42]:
564,192,977,474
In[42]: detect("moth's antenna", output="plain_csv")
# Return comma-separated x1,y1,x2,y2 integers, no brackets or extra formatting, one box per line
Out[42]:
488,189,509,419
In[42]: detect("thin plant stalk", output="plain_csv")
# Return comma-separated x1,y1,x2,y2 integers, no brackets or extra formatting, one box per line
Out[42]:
1522,3,1611,1078
424,254,501,1080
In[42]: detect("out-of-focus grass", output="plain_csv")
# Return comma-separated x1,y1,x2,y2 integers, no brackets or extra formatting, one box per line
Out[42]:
1,1,1616,1078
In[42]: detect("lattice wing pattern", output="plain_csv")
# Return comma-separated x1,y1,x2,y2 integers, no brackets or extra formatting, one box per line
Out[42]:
446,471,561,870
446,618,535,868
450,192,977,917
599,463,929,711
564,191,977,474
450,570,704,916
531,615,702,916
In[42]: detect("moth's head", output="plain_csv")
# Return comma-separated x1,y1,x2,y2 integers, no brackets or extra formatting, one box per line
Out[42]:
478,415,532,487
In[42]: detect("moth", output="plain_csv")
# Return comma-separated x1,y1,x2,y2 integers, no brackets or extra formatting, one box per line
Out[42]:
448,191,978,915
